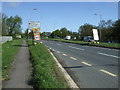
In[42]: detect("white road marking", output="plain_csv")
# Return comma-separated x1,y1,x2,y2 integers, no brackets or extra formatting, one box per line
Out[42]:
57,44,62,46
62,54,68,56
70,57,77,60
93,47,119,51
69,46,84,50
98,52,120,58
81,62,92,66
57,51,60,53
100,69,117,77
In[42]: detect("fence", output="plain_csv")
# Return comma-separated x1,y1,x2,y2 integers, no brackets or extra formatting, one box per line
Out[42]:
0,36,13,44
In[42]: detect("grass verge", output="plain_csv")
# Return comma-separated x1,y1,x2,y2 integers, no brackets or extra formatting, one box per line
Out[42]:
44,38,120,48
2,39,22,80
26,40,69,88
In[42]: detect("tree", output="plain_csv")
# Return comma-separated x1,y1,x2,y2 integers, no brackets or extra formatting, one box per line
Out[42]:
59,27,69,38
78,24,96,39
2,14,9,35
6,15,22,36
112,19,120,43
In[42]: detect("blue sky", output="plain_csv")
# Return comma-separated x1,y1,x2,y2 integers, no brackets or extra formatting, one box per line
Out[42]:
2,2,118,33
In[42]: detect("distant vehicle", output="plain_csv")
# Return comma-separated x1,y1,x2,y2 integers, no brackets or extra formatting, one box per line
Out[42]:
65,36,71,40
83,36,94,42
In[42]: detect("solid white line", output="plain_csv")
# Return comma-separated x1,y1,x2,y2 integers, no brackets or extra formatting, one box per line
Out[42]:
100,69,117,77
70,57,77,60
48,49,79,88
62,54,68,56
69,46,84,50
81,62,92,66
98,52,120,58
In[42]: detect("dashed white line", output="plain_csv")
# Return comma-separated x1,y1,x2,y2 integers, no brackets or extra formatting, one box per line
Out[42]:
98,52,120,58
69,46,84,50
70,57,77,60
57,51,60,53
100,69,117,77
57,44,62,46
81,62,92,66
62,54,68,56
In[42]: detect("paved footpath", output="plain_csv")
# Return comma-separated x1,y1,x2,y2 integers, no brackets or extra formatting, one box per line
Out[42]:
3,40,32,88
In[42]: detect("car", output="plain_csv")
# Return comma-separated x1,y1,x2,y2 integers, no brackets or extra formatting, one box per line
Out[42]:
83,36,95,42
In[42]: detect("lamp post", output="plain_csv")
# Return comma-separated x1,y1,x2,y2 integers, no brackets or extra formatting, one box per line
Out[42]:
61,32,62,39
94,13,102,42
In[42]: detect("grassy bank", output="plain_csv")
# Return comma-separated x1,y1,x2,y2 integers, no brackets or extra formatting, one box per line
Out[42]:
44,38,120,48
2,39,22,80
27,40,68,88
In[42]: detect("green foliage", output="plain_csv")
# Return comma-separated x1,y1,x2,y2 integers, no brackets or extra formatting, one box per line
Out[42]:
2,39,22,80
78,24,96,39
2,13,22,37
27,40,68,88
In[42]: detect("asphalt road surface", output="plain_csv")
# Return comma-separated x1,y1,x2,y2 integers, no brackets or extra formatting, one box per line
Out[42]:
42,40,119,88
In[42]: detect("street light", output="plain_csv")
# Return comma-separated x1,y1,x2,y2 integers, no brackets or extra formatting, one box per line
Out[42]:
61,32,62,39
94,13,102,42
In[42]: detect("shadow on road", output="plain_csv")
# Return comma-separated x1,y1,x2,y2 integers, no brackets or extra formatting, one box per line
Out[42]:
63,64,118,69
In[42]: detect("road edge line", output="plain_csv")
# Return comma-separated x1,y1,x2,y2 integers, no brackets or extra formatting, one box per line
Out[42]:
48,49,80,89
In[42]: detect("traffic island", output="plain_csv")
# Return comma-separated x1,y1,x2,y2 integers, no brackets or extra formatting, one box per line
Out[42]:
26,40,73,89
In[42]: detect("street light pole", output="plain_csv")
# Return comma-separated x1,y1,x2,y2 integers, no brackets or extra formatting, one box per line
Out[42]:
94,13,102,42
61,32,62,39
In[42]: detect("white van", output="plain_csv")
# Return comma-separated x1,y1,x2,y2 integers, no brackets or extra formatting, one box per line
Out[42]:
65,36,71,40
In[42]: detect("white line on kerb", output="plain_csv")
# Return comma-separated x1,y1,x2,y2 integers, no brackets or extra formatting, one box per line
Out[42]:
81,62,92,66
70,57,77,60
100,69,117,77
62,54,68,56
69,46,84,50
98,52,120,58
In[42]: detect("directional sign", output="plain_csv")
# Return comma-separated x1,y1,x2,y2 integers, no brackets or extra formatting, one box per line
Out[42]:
28,21,40,30
33,28,40,41
92,29,99,40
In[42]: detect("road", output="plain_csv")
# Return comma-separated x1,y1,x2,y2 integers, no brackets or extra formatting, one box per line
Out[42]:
42,40,119,88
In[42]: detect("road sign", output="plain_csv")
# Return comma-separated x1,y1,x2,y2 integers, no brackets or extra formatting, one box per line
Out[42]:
33,28,40,41
92,29,99,41
28,21,40,30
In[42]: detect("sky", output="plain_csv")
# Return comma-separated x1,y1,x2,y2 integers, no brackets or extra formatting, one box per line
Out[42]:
2,1,119,33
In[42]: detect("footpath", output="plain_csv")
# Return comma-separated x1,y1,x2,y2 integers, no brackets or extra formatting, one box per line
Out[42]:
3,40,32,88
